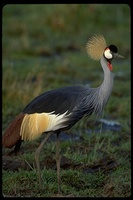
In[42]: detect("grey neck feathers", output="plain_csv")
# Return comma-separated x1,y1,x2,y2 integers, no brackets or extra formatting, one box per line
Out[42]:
97,56,114,111
80,56,114,116
89,56,114,115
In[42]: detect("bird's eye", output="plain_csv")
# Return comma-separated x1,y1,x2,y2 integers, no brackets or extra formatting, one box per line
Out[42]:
104,48,113,59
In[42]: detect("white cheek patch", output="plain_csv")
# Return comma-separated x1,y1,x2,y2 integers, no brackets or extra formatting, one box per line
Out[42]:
104,48,113,59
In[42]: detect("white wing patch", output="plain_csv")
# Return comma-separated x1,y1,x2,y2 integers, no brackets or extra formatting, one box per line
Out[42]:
46,111,71,132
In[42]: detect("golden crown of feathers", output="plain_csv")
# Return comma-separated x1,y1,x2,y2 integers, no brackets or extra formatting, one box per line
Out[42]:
86,34,107,60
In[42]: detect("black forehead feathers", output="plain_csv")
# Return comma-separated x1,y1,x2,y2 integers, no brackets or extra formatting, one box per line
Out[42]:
108,45,118,53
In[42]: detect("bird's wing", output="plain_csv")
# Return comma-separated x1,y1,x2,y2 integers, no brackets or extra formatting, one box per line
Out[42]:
2,85,95,148
21,85,95,134
23,85,86,115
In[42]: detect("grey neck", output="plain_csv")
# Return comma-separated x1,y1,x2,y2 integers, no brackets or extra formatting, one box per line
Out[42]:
99,56,114,106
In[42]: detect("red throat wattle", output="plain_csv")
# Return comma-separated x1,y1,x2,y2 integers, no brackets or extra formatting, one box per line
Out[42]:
107,62,113,71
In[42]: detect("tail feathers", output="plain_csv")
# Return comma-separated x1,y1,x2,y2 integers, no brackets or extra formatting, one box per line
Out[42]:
2,113,25,148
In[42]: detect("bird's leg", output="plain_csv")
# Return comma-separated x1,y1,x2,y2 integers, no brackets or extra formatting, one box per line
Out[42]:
56,132,61,194
35,131,53,188
14,139,22,153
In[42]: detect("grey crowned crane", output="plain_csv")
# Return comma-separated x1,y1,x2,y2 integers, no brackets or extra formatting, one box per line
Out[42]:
2,34,123,193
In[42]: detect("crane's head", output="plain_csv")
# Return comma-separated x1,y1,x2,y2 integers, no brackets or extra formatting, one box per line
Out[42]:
86,34,124,61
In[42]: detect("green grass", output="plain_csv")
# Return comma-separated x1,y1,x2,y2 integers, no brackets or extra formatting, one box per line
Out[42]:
2,130,131,197
2,4,131,197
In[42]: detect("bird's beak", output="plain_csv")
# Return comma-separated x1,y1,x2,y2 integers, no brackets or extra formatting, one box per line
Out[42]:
114,53,124,59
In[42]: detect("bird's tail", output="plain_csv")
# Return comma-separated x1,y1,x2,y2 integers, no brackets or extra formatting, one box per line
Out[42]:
2,113,25,148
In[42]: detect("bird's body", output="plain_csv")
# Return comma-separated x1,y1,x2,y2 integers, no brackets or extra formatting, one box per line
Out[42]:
2,34,123,193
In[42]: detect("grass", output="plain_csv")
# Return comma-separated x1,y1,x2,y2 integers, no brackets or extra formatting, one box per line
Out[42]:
2,130,131,197
2,4,131,197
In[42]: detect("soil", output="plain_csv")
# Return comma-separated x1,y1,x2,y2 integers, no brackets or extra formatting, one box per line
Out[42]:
3,153,118,173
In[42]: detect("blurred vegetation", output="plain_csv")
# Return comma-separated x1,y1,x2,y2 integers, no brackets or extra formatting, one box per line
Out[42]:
2,4,130,197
